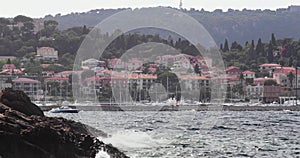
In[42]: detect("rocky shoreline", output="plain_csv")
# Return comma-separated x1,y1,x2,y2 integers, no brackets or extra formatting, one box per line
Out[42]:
0,88,128,158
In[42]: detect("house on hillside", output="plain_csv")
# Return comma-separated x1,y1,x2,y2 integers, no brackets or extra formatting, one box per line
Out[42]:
243,70,255,84
55,71,73,78
36,47,58,60
2,64,16,71
1,64,23,75
259,63,281,75
127,58,143,71
82,58,106,69
107,58,128,70
225,66,242,77
242,70,255,79
0,56,16,61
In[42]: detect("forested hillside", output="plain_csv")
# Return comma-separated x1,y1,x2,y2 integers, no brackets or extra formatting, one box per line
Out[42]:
41,7,300,45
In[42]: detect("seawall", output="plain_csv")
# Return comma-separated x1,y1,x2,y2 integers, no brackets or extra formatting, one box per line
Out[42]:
40,105,300,112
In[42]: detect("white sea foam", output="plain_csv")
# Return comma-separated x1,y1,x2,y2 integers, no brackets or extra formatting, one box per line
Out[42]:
95,149,110,158
99,130,168,149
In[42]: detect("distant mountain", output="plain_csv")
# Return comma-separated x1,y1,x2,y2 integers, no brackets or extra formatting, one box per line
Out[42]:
40,7,300,45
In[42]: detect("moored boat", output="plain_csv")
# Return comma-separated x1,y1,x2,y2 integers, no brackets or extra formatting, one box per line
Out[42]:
49,106,79,113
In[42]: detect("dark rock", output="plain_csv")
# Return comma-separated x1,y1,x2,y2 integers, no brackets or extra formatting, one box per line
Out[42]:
0,89,129,158
0,88,44,116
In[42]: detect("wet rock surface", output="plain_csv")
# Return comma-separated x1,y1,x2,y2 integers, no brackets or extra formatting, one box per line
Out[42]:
0,88,128,158
0,88,44,117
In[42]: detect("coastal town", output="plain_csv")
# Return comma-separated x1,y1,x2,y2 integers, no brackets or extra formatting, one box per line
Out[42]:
0,45,299,106
2,3,300,158
1,11,300,106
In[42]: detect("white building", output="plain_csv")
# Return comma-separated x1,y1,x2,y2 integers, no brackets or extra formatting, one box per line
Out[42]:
12,78,41,100
246,84,264,99
242,70,255,79
82,58,106,69
36,47,58,60
259,63,281,72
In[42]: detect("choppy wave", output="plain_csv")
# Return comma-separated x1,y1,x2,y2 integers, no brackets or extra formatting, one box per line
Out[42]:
99,130,169,149
95,149,110,158
52,111,300,157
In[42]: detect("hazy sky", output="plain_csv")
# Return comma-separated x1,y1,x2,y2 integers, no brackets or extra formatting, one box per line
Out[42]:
1,0,300,18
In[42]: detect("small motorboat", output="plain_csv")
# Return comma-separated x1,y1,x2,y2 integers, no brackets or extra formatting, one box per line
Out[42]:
49,106,79,113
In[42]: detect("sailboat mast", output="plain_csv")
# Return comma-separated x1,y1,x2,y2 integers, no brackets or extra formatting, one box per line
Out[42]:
167,76,169,98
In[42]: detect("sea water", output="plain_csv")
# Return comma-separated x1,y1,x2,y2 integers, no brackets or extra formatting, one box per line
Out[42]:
46,110,300,157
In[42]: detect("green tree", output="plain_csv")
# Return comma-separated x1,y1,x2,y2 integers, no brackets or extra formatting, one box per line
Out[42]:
247,42,255,60
271,33,276,46
256,38,265,56
264,79,277,86
16,46,34,57
20,22,35,40
157,71,180,99
83,25,89,34
194,64,201,75
267,42,274,63
81,70,95,80
44,64,65,73
223,39,229,52
24,65,43,75
6,58,11,64
13,15,33,23
43,20,58,37
287,71,295,88
230,41,242,51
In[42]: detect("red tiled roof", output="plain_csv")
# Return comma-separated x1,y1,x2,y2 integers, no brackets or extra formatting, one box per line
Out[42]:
130,58,142,62
12,78,40,83
148,67,157,71
242,70,255,74
81,66,90,70
260,63,281,67
194,56,204,60
228,77,240,81
179,75,208,80
44,76,68,81
0,69,23,74
254,78,276,84
149,64,157,67
41,64,63,68
3,64,16,69
226,66,239,71
38,47,54,50
42,71,55,74
200,65,208,69
85,76,101,81
57,71,73,75
274,67,300,75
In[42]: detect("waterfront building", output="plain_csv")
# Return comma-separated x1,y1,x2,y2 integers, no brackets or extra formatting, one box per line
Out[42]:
12,78,41,100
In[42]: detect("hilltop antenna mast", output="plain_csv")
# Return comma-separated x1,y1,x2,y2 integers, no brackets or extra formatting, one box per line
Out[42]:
179,0,183,9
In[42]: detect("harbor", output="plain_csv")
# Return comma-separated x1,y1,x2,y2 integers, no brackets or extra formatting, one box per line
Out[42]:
40,104,300,112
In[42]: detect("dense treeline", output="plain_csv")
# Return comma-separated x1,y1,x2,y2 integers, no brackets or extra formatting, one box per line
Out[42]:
0,15,89,68
102,32,199,59
221,33,300,74
0,16,199,68
1,15,300,75
42,7,300,45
